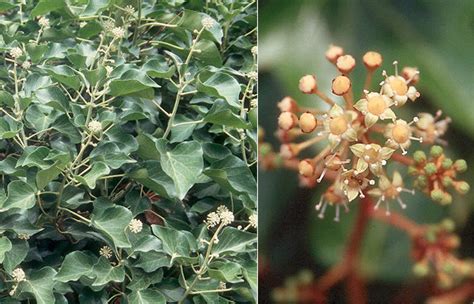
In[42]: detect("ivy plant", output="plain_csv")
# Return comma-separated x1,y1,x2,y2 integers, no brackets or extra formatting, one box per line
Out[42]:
0,0,257,303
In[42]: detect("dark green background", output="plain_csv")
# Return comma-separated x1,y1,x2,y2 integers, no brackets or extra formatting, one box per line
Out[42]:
258,0,474,302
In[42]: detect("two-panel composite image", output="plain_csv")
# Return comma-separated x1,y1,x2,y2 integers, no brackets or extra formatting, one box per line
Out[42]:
0,0,472,303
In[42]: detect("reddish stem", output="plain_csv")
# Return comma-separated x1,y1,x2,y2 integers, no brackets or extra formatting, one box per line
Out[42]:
370,206,425,237
317,196,372,293
392,153,415,166
426,281,474,304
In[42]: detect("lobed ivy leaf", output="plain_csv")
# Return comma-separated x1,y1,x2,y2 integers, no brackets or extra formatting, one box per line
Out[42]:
151,225,198,265
91,204,133,248
1,180,37,211
128,289,166,304
75,162,110,189
17,267,57,304
0,236,12,263
204,100,251,129
211,227,257,256
109,69,160,97
197,71,241,108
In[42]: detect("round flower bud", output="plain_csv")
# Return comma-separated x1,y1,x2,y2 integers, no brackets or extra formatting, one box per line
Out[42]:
336,55,356,74
402,66,420,85
430,145,443,157
407,165,417,175
430,189,444,202
298,75,317,94
9,47,23,59
413,150,426,163
454,159,467,172
331,75,351,96
441,158,453,169
280,144,296,159
128,219,143,233
111,27,125,39
362,51,382,70
278,112,298,131
455,181,470,194
277,96,298,113
298,159,315,177
299,112,317,133
251,46,257,56
424,163,437,175
325,44,343,63
201,17,215,30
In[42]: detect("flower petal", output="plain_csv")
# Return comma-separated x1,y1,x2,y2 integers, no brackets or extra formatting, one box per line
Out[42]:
380,108,396,121
353,99,368,113
380,147,395,159
343,128,358,142
392,171,403,187
346,188,359,202
329,104,344,117
350,144,365,158
355,158,368,174
364,113,379,128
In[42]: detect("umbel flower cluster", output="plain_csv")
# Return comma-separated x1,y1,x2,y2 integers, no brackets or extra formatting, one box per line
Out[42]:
261,45,467,221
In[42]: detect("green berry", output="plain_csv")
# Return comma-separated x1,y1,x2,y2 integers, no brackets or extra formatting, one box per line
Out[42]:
441,219,455,232
430,145,443,157
425,229,437,243
259,143,272,156
413,262,429,277
413,151,426,163
430,189,444,202
441,158,453,169
442,176,452,187
417,176,427,187
407,166,418,175
456,181,470,194
424,163,437,175
440,192,452,205
454,159,467,172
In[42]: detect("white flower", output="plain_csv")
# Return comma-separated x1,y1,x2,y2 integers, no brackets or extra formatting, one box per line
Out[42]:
99,246,113,259
128,219,143,233
9,47,23,59
249,213,257,228
87,120,102,133
201,17,215,30
18,233,30,240
381,64,420,106
251,46,257,56
105,66,114,75
38,16,50,28
103,20,115,31
12,268,26,282
111,27,125,39
218,208,234,226
247,71,258,80
21,61,31,69
350,143,395,176
321,104,358,149
354,92,395,128
205,211,220,228
125,5,135,15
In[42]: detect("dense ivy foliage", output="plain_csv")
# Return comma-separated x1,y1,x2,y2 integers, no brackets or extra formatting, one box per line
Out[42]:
0,0,257,303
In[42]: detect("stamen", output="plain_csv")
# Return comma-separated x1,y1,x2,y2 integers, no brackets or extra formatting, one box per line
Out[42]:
317,168,327,183
408,117,419,125
369,179,376,185
381,160,387,166
342,202,349,212
385,199,391,216
374,197,384,209
318,201,328,219
382,70,388,78
358,189,365,198
334,205,340,222
410,136,423,143
406,70,420,83
315,196,324,210
393,60,399,76
400,145,407,155
397,197,407,209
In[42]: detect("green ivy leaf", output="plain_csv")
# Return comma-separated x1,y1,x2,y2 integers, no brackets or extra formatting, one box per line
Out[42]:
75,162,110,189
17,267,57,304
91,257,125,286
3,239,29,273
151,225,197,265
155,139,204,200
211,227,256,256
128,289,166,304
43,65,81,90
134,251,170,272
142,57,176,79
91,204,133,248
1,180,36,211
0,236,12,263
208,260,242,282
0,116,22,139
197,71,241,108
55,251,95,282
204,100,251,129
16,146,51,169
109,69,160,97
204,155,256,203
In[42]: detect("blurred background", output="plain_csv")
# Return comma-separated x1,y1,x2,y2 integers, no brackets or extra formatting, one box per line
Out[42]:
258,0,474,303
